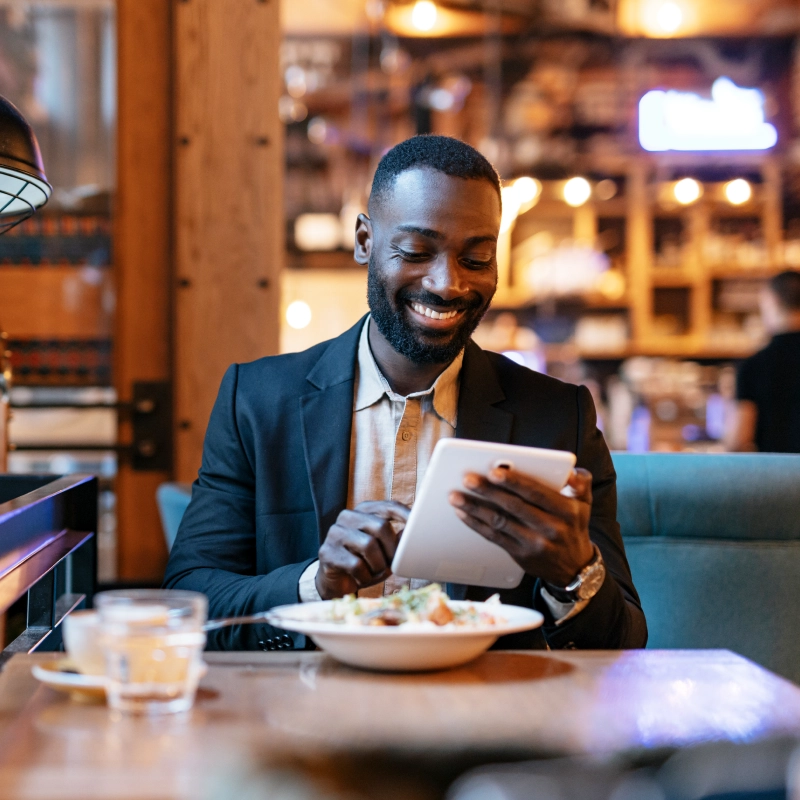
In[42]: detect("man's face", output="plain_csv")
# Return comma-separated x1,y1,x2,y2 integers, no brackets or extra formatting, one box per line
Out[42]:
358,168,501,365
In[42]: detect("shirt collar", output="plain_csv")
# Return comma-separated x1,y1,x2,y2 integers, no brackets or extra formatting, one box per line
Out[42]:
354,316,462,428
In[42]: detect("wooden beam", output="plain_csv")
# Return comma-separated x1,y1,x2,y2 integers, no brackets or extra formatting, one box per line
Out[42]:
174,0,283,482
627,160,652,344
114,0,172,582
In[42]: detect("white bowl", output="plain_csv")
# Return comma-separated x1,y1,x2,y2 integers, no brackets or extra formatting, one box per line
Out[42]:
267,601,544,672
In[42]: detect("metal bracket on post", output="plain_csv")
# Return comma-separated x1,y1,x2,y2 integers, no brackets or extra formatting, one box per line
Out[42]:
131,381,172,472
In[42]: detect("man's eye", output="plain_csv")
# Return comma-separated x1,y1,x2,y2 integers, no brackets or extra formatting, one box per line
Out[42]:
399,250,430,261
462,258,492,269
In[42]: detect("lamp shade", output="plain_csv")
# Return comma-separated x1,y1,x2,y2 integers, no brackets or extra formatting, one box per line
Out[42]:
0,95,50,233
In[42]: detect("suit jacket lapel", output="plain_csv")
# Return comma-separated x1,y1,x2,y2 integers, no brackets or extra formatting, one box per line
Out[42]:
300,317,365,543
456,341,513,444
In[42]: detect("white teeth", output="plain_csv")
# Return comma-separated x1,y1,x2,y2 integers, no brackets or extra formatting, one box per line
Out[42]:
411,302,460,321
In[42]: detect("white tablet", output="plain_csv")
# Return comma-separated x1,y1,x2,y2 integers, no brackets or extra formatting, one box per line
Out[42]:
391,439,576,589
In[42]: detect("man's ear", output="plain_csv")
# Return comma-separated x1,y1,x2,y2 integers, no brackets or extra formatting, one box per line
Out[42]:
354,213,372,265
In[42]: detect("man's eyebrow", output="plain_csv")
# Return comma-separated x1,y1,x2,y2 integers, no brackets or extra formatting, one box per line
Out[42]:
394,226,497,247
464,235,498,247
395,224,445,240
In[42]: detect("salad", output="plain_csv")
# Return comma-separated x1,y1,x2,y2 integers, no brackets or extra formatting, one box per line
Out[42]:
326,584,504,628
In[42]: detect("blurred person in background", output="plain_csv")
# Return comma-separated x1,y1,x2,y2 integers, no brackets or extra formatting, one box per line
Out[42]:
726,271,800,452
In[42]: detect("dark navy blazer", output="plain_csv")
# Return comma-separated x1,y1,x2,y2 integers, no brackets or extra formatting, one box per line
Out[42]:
164,317,647,651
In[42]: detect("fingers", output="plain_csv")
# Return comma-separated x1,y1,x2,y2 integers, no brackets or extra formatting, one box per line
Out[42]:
565,468,593,504
452,504,550,562
472,466,593,517
450,489,562,542
318,502,409,598
339,507,402,563
355,500,411,524
319,533,391,586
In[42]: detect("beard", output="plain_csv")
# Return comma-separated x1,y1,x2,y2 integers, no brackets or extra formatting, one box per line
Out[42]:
366,256,493,365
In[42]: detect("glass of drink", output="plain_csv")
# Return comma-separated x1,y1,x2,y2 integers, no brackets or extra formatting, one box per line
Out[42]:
95,589,207,715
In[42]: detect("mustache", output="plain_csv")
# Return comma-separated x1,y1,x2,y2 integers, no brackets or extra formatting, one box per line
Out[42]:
399,290,481,312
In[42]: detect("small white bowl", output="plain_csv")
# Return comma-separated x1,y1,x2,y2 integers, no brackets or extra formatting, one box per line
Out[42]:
267,601,543,672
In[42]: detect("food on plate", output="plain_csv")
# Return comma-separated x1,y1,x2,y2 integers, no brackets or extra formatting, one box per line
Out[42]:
325,584,505,628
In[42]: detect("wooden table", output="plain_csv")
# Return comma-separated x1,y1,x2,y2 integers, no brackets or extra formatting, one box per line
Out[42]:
0,649,799,800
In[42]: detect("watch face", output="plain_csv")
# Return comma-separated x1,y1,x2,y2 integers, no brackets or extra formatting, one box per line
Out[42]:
577,562,606,602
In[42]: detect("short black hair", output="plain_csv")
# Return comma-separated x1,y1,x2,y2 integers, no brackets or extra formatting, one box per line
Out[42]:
769,270,800,310
369,135,501,211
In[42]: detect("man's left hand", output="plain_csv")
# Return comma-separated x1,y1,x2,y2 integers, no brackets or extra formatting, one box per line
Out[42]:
449,467,595,587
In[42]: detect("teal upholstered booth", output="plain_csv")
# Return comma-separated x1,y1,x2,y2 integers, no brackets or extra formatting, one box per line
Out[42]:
156,482,192,552
612,453,800,684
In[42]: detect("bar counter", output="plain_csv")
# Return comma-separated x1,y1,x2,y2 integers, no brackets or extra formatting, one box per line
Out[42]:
0,649,799,800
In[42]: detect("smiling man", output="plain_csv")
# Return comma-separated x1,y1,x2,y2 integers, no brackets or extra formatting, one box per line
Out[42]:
164,135,647,651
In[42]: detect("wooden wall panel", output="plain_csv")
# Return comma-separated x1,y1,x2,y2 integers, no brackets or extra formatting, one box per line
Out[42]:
174,0,283,481
115,0,172,581
0,268,112,339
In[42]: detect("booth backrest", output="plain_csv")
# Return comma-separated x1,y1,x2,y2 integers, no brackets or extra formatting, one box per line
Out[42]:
156,482,192,552
613,453,800,684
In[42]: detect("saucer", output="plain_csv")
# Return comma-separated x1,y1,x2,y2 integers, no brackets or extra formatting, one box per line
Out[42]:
32,659,107,702
32,659,210,704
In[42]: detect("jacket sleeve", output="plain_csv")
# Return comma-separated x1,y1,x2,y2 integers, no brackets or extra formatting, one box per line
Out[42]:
162,364,315,650
535,384,648,649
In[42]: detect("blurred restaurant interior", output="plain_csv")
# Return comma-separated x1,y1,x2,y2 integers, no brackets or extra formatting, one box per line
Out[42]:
1,0,800,797
2,0,799,584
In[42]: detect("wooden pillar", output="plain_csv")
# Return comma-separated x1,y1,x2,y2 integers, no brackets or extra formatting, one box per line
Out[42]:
174,0,283,482
762,158,783,268
115,0,173,581
627,159,652,344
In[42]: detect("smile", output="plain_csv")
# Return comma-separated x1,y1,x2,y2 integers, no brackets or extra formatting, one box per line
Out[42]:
410,302,462,321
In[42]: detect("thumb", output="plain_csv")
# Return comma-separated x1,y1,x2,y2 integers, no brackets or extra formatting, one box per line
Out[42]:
561,468,592,503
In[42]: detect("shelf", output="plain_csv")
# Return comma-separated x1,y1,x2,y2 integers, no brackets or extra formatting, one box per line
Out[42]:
651,270,697,287
543,339,759,362
709,267,775,280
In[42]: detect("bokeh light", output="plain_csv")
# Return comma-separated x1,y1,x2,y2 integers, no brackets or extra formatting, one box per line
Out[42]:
411,1,437,32
673,178,702,205
725,179,752,206
286,300,312,330
563,177,592,207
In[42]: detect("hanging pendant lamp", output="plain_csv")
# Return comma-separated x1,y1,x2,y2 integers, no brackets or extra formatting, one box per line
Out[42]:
0,96,50,235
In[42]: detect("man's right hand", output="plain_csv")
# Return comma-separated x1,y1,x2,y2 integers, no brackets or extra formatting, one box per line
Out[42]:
315,500,410,600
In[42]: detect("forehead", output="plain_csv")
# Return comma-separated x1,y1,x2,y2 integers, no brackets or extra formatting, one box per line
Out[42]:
374,167,501,236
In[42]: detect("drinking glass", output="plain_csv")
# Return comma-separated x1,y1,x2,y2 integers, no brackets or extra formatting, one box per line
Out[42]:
95,589,207,715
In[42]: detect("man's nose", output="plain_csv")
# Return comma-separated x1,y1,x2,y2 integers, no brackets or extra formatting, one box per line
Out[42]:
421,253,467,300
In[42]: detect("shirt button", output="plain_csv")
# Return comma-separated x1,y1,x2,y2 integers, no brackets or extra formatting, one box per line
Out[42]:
401,431,412,441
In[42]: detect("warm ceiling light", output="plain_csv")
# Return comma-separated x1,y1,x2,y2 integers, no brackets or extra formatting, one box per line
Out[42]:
500,177,542,233
725,179,752,205
563,177,592,207
656,1,683,34
286,300,312,330
411,0,437,32
673,178,702,205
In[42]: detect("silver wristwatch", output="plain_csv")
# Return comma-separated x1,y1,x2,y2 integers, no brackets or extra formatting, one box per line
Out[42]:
544,544,606,604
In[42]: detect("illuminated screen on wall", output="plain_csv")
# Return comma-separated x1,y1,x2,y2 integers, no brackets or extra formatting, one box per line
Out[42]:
639,77,778,152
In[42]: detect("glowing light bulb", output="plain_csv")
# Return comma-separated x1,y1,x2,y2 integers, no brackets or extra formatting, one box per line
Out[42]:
725,179,752,206
656,1,683,34
673,178,702,205
511,176,541,206
500,177,542,233
286,300,312,330
411,0,437,32
563,177,591,207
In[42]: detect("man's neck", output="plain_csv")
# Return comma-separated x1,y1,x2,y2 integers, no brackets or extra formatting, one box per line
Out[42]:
367,318,453,396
